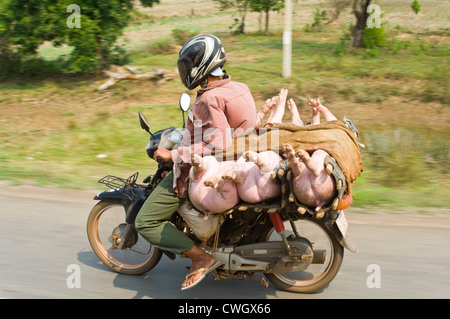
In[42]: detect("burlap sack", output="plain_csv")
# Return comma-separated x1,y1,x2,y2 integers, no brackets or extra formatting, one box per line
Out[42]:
216,120,364,194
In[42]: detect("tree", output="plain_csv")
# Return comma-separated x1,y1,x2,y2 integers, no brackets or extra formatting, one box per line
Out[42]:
326,0,352,25
351,0,422,48
0,0,160,75
214,0,250,34
249,0,284,36
351,0,372,48
0,0,58,56
411,0,421,14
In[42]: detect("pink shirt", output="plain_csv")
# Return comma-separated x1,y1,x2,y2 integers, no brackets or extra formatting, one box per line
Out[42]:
171,76,257,196
172,76,257,164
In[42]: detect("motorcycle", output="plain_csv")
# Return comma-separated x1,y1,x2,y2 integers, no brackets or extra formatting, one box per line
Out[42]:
86,93,357,293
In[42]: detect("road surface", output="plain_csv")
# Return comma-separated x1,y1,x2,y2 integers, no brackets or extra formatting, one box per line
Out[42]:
1,184,449,299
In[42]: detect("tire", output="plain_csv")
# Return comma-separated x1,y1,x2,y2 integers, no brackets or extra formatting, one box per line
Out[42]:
87,200,162,275
263,218,344,293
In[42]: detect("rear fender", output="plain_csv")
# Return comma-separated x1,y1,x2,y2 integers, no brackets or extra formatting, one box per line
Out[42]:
94,189,128,202
94,188,148,224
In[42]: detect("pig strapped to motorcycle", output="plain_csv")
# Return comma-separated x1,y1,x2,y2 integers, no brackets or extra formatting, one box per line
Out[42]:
185,92,363,229
216,119,363,196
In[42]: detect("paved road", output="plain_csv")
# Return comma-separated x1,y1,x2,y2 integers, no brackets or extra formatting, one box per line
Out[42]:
1,184,449,299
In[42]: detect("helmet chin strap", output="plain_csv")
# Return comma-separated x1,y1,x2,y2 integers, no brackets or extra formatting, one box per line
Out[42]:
201,77,209,88
222,69,229,79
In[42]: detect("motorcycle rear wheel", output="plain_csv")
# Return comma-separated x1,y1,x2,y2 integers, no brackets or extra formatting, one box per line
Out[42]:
263,218,343,293
87,200,162,275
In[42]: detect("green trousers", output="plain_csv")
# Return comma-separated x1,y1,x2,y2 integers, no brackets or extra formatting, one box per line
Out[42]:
135,171,195,254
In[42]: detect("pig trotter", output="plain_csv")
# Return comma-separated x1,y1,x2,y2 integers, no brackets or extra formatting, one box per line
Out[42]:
287,98,304,127
204,176,219,188
191,154,202,166
243,151,262,167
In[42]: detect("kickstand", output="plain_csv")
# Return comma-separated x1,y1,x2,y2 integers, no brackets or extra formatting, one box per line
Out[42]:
248,273,269,288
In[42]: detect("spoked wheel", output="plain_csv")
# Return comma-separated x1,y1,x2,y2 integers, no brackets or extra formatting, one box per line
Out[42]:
87,201,162,275
263,218,343,293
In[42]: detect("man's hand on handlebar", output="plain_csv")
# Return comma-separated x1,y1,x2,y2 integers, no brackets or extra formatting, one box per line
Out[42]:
154,148,172,163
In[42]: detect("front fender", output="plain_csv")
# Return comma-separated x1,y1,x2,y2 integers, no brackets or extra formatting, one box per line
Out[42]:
330,223,358,253
326,210,358,253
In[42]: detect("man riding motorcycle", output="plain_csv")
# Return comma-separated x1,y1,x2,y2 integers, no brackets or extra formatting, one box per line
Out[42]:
134,34,257,290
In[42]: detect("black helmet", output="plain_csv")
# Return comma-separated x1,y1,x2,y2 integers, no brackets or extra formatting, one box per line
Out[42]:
177,34,226,90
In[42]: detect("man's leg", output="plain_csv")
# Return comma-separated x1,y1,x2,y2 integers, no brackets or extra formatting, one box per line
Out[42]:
135,171,218,289
135,171,194,254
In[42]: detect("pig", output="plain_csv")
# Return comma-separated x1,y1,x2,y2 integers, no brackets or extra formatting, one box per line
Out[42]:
222,151,282,203
256,89,341,211
282,143,337,212
188,154,239,217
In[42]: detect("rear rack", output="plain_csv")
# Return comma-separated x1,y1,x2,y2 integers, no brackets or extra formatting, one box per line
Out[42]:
98,172,139,190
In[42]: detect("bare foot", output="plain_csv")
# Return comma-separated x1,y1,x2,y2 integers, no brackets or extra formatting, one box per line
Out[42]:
182,246,216,289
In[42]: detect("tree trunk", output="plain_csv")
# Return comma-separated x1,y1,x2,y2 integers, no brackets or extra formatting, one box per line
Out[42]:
238,2,248,34
352,0,372,48
258,12,262,32
96,36,107,69
326,0,352,25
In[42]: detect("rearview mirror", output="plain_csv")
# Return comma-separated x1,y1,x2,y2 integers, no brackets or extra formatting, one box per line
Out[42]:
179,92,191,112
138,111,150,132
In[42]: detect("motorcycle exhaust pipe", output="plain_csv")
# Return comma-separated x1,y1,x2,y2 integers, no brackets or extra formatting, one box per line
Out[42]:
312,249,327,264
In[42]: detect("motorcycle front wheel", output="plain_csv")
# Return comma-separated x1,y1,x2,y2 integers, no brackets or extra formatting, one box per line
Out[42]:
263,218,343,293
87,200,162,275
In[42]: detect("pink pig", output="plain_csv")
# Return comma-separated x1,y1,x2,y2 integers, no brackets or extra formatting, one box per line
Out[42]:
222,151,282,204
188,154,239,216
282,144,337,212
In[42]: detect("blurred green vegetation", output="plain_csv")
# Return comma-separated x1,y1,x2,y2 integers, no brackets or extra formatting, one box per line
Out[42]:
0,1,449,209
